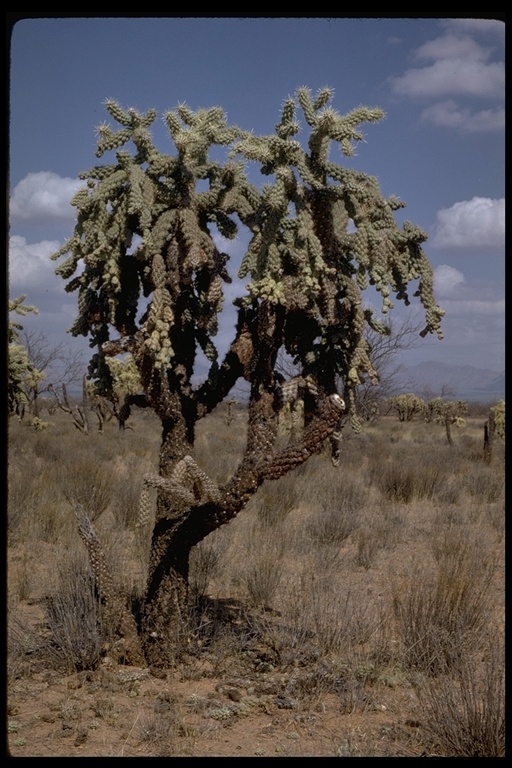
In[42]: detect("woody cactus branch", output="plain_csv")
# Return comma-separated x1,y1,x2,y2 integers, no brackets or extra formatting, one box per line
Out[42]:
72,502,115,606
72,502,144,664
264,394,345,479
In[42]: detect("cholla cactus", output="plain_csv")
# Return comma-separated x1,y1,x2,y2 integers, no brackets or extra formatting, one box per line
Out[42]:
52,89,444,667
30,416,51,431
490,400,505,439
432,399,467,446
483,399,505,462
8,296,42,418
388,393,426,422
105,355,142,403
8,295,39,343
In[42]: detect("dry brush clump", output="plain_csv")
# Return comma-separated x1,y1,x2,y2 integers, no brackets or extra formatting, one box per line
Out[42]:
58,459,115,522
253,474,300,529
414,638,505,757
368,449,442,504
189,529,229,606
464,464,505,504
305,487,362,547
276,570,380,661
8,549,113,679
7,464,43,543
241,528,286,609
137,693,194,757
354,505,403,569
392,536,497,676
42,557,109,673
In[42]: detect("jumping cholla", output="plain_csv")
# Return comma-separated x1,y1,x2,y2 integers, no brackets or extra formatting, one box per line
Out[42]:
137,455,221,527
52,87,444,666
8,296,42,420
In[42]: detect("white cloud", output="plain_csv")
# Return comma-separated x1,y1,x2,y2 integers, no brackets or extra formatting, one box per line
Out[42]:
434,265,465,297
431,197,505,249
388,22,504,125
415,33,489,64
420,100,504,132
10,171,82,221
389,51,504,100
9,234,61,290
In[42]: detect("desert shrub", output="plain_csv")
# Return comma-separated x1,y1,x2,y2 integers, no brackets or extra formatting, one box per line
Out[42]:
354,527,385,569
189,530,227,604
283,654,378,716
7,418,33,454
253,475,299,529
455,430,481,451
378,505,406,545
282,573,377,659
110,456,151,529
32,432,68,463
392,541,496,675
415,639,505,757
355,504,403,568
486,504,505,541
312,587,376,654
43,556,113,673
434,476,462,505
35,501,74,543
464,465,504,503
305,472,367,547
372,460,416,503
429,524,469,562
58,458,114,520
111,474,142,529
242,534,285,609
10,545,35,602
7,609,45,680
8,462,72,544
244,554,282,609
137,694,190,757
194,411,247,486
370,451,442,504
307,502,360,546
324,432,369,468
354,528,376,569
7,465,39,539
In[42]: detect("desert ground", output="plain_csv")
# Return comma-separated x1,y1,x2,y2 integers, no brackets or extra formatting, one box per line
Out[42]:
7,403,505,757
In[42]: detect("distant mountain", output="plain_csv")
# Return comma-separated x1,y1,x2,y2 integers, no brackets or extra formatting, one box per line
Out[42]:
398,361,505,402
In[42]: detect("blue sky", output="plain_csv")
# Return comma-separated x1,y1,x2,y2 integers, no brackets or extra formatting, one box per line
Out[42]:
8,15,505,380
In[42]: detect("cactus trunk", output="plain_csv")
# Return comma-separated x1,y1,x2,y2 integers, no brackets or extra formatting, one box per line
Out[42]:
141,520,192,667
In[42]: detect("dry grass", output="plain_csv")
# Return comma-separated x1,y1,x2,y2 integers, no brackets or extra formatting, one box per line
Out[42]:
42,558,107,674
414,638,505,756
7,409,505,757
392,539,496,675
